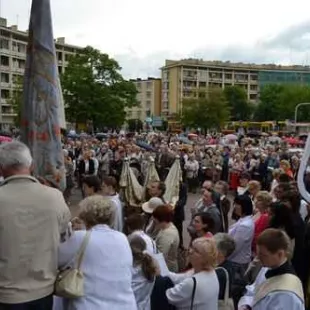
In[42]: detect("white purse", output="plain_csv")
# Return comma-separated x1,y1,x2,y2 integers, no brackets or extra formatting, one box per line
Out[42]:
55,231,91,298
151,240,170,276
216,267,235,310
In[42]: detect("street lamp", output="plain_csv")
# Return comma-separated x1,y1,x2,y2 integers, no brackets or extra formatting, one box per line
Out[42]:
294,102,310,131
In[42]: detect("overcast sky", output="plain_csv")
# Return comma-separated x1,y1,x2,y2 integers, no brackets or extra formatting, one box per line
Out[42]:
2,0,310,78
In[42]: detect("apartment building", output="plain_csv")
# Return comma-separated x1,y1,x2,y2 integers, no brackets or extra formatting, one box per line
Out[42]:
161,59,310,116
127,77,161,121
0,17,83,129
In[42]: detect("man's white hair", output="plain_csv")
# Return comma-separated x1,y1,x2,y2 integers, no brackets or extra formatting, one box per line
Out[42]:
0,141,33,169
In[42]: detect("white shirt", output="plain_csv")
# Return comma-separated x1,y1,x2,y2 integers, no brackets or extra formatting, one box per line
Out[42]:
167,270,219,310
108,194,123,232
92,157,99,175
228,215,254,264
131,267,154,310
300,200,308,221
57,225,137,310
129,230,156,255
85,160,89,173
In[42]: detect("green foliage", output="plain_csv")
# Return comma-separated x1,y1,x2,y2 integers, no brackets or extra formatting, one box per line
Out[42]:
127,119,143,132
223,86,253,121
254,84,310,121
9,76,23,126
181,88,230,131
61,46,138,129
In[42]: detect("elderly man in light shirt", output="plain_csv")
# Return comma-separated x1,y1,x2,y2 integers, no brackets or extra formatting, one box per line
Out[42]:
0,141,71,309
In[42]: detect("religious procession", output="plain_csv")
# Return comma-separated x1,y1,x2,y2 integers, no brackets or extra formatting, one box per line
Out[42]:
1,0,310,310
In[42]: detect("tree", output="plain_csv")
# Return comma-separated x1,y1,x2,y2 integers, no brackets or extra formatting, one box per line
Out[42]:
61,46,138,129
254,84,310,121
253,84,284,121
127,119,143,132
223,86,253,121
181,88,230,132
9,76,23,126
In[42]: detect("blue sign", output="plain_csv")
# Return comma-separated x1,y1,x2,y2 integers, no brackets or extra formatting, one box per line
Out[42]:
152,116,162,127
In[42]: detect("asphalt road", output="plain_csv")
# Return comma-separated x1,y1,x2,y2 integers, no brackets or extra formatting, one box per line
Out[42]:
69,188,201,247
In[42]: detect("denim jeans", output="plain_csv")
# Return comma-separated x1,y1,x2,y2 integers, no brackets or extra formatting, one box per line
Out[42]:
0,294,53,310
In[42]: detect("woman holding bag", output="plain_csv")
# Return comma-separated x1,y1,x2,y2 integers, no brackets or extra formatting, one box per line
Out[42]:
166,238,219,310
54,195,137,310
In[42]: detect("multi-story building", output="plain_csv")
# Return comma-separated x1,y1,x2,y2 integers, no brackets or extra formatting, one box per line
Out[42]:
127,77,161,121
161,59,310,116
0,17,83,129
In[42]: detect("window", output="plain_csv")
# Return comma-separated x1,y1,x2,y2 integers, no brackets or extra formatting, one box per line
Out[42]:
146,110,151,117
199,82,206,88
225,74,232,80
163,82,169,90
0,56,9,66
146,91,151,99
183,91,191,98
64,53,71,62
1,89,10,99
0,39,9,50
58,52,63,61
2,106,13,114
0,73,9,83
146,81,152,89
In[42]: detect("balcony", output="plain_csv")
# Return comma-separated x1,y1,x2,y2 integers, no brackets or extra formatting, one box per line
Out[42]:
12,67,24,74
0,48,11,56
249,79,258,85
183,75,197,81
11,51,26,59
209,77,223,83
0,98,7,104
1,112,16,116
235,79,248,84
0,65,10,72
0,82,10,88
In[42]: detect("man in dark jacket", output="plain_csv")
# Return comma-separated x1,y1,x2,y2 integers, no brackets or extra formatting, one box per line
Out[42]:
173,181,188,248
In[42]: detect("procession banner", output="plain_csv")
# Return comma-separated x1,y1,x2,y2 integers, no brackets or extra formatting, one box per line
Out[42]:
21,0,66,191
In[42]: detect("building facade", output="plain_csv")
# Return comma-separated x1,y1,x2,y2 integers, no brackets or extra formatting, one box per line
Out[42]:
0,17,83,129
161,59,310,116
127,77,161,121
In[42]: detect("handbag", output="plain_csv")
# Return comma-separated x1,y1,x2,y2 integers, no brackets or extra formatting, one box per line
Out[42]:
190,277,197,310
55,231,91,298
216,267,235,310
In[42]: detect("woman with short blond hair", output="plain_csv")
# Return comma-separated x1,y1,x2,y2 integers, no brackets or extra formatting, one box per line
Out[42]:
166,238,219,310
56,195,137,310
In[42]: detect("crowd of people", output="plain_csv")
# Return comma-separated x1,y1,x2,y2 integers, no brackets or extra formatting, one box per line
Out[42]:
0,131,309,310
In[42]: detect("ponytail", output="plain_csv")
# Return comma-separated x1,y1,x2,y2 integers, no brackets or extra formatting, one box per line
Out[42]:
129,235,158,281
141,252,157,281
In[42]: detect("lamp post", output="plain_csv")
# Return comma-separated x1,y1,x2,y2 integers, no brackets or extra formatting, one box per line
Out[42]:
294,102,310,131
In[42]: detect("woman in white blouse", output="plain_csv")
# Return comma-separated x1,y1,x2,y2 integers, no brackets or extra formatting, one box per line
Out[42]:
56,195,137,310
166,237,219,310
128,235,158,310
